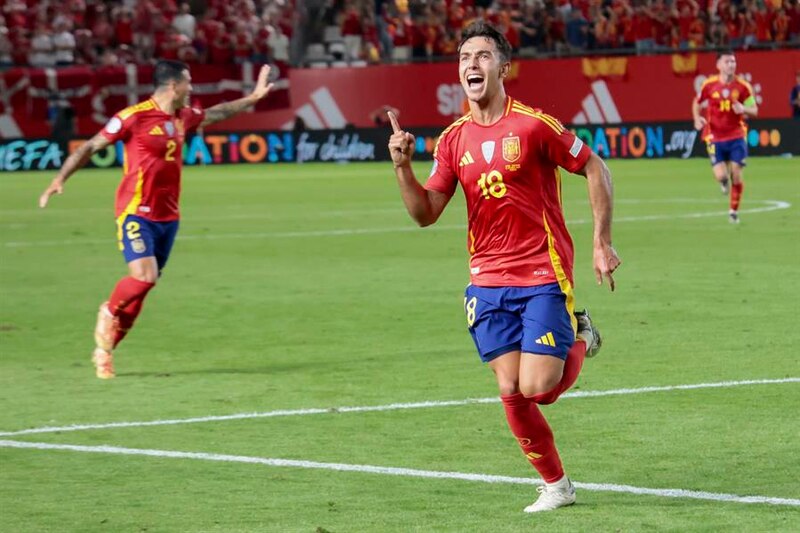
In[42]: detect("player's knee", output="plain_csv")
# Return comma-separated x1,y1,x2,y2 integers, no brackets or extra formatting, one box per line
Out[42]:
495,378,520,396
519,373,561,398
131,271,159,284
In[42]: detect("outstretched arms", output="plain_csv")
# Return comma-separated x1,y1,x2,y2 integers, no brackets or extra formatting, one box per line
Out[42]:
39,132,112,208
577,153,621,291
201,65,274,127
387,111,450,226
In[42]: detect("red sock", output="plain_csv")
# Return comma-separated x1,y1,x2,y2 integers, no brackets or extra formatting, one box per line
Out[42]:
730,181,744,211
530,341,587,405
501,393,564,483
113,297,146,347
108,277,155,315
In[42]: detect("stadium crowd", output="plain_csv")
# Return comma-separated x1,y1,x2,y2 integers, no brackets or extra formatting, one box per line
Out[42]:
0,0,798,69
0,0,294,68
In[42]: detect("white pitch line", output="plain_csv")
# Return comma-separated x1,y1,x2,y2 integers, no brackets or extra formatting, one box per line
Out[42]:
1,377,796,437
2,200,791,248
1,440,797,507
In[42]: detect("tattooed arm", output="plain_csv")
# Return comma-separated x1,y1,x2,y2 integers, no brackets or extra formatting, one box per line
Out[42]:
201,65,275,127
39,133,112,208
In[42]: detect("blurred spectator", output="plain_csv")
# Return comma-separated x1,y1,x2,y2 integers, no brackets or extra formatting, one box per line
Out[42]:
233,21,254,64
209,26,233,64
29,24,55,67
115,8,135,47
53,21,76,66
92,8,115,52
566,9,589,50
268,25,290,62
0,25,12,69
791,71,800,118
341,3,363,60
172,3,196,39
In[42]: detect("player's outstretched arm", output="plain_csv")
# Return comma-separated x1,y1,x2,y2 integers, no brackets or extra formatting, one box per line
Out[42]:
39,132,111,208
580,152,621,291
201,65,274,127
387,111,449,227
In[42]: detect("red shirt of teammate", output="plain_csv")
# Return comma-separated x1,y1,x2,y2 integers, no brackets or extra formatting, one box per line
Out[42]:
101,99,205,221
696,75,754,142
426,97,591,288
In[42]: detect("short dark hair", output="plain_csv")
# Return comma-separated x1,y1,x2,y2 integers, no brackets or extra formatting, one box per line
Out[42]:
153,59,189,88
458,21,512,63
717,50,735,59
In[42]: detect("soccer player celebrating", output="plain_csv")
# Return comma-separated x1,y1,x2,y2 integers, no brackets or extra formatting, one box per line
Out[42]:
692,51,758,224
39,60,275,379
387,21,620,513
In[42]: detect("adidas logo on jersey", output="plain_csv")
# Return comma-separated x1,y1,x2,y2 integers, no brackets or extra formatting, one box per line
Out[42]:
535,332,556,347
459,151,475,167
149,125,165,136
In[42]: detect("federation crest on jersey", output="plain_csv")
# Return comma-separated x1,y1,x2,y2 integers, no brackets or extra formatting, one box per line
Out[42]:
164,121,175,137
502,136,521,163
481,141,495,164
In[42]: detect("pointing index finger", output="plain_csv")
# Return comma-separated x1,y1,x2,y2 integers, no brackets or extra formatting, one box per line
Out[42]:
387,111,401,134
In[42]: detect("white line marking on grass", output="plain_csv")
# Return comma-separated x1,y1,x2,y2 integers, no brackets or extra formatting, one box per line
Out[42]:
1,439,797,507
1,378,796,437
2,200,790,247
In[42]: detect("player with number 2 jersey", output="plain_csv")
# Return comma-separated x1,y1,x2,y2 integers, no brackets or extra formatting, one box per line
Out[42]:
39,59,276,379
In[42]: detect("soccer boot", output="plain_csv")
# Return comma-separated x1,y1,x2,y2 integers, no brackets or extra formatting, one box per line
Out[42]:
575,309,602,358
94,302,119,352
728,210,740,224
92,347,115,379
524,479,576,513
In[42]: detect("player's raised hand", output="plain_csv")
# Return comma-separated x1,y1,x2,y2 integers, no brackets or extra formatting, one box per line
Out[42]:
251,65,275,101
731,101,745,114
593,243,621,291
39,177,65,208
387,111,415,168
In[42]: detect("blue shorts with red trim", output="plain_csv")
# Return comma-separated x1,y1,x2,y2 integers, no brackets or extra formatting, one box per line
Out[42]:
463,283,576,362
707,138,747,166
117,214,179,272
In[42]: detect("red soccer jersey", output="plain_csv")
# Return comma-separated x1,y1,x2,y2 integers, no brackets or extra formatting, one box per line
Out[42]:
696,75,754,142
100,99,205,222
425,97,592,288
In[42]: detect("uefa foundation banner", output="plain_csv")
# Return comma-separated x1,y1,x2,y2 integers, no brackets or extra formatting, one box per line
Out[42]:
2,119,798,171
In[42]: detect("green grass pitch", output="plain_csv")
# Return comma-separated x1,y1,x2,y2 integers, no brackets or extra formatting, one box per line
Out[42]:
1,157,799,532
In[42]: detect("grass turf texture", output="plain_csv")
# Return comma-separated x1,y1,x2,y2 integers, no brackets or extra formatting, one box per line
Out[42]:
1,157,799,532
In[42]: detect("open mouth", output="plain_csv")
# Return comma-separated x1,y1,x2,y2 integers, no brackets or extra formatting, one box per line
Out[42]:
466,74,484,90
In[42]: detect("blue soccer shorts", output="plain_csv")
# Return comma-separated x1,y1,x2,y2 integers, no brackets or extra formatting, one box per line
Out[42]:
463,283,577,363
707,138,747,166
117,214,180,272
